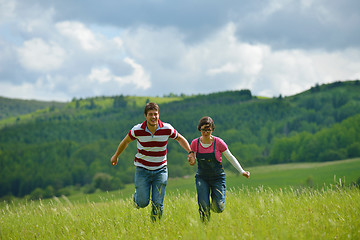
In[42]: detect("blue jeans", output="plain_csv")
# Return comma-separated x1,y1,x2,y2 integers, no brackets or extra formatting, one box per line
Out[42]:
195,174,226,222
134,166,168,221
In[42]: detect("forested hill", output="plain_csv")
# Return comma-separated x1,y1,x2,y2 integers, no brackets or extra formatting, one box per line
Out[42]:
1,80,360,199
0,97,66,120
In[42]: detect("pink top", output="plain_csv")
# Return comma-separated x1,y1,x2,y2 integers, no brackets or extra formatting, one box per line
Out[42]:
190,136,228,163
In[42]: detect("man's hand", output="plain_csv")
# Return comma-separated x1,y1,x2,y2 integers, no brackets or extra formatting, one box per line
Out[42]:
111,155,118,166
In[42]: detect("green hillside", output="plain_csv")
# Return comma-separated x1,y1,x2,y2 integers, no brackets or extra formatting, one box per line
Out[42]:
0,80,360,199
0,96,66,121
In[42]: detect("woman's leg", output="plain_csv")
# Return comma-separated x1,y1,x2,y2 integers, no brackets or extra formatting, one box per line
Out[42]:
195,175,211,222
210,175,226,213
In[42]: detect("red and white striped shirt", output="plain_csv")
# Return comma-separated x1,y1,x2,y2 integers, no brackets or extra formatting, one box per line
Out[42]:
128,120,178,170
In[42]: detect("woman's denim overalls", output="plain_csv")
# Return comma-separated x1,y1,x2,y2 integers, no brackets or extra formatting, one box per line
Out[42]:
195,137,226,222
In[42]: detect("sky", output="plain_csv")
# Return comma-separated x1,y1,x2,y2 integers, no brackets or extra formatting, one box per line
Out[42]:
0,0,359,102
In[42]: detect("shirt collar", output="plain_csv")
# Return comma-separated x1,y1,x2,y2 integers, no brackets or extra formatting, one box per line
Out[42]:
141,119,164,129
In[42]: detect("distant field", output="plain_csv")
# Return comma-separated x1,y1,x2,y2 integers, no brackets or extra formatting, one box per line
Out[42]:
229,157,360,189
60,158,360,204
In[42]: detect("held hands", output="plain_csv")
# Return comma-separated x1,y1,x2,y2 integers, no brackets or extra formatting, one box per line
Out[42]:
242,171,250,179
188,153,196,166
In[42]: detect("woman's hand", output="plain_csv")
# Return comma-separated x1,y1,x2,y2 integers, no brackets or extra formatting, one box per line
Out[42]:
188,153,196,166
242,171,250,178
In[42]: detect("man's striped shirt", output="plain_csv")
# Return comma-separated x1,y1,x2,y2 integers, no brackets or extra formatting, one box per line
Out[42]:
128,120,178,170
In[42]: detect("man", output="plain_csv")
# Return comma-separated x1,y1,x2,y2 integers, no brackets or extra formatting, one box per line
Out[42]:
111,102,196,221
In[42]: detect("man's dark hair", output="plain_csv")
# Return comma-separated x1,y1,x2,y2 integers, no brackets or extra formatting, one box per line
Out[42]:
144,102,160,115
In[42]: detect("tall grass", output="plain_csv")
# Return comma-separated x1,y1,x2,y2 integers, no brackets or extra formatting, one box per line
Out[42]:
1,187,359,239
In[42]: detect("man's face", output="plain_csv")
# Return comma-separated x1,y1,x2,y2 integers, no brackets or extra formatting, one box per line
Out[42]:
145,109,159,127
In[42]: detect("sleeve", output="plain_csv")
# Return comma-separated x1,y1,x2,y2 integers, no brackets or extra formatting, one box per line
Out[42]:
128,128,136,141
170,128,178,139
190,139,197,152
166,123,178,139
223,149,245,174
217,137,228,153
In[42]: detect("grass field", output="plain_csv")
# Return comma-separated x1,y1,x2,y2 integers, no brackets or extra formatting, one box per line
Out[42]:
1,187,359,239
1,158,360,239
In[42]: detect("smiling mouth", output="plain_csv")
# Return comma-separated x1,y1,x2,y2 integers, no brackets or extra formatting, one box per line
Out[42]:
148,119,157,125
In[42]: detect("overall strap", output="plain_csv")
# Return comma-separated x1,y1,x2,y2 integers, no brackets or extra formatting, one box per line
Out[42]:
212,137,217,152
196,137,201,152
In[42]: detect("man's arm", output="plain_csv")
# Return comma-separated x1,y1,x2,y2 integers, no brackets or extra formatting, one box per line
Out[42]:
111,134,133,166
175,133,196,165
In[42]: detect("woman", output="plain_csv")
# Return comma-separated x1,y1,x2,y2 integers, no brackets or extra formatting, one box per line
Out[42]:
188,116,250,222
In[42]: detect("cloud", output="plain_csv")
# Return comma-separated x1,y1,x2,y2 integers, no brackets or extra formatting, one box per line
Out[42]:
0,0,16,23
122,57,151,89
17,38,66,72
0,78,69,101
236,0,360,50
0,0,360,101
257,48,360,96
121,22,360,97
56,21,102,51
88,58,151,89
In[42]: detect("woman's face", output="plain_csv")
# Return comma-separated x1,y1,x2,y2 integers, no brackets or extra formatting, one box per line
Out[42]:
200,124,213,138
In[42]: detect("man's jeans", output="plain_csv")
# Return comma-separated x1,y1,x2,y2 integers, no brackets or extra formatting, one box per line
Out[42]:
134,166,168,221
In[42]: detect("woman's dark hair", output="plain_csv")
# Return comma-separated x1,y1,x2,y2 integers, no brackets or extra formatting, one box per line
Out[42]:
144,102,160,115
197,116,215,131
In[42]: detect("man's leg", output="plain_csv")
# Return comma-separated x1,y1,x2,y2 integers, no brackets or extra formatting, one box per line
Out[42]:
150,166,168,221
134,167,151,208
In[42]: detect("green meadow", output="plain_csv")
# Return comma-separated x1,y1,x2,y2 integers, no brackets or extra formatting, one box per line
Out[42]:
1,158,360,239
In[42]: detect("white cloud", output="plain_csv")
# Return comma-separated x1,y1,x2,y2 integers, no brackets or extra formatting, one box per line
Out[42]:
122,57,151,89
88,57,151,89
112,37,123,48
1,0,360,101
56,21,102,51
122,25,185,61
258,48,360,96
261,0,292,17
19,8,55,34
0,79,68,101
0,0,16,23
89,68,112,84
207,63,239,75
17,38,66,72
204,23,267,77
300,0,314,8
117,22,360,97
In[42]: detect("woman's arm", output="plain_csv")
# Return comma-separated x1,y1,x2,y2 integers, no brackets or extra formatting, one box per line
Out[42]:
223,149,250,178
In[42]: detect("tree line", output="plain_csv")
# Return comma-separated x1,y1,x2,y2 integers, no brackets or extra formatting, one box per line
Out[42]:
0,80,359,199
